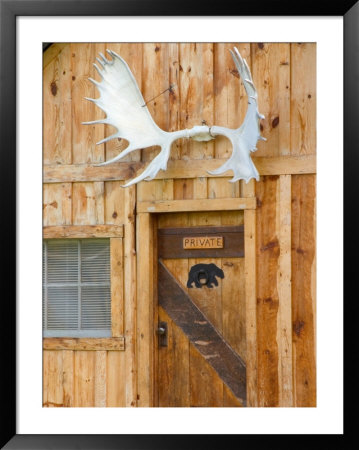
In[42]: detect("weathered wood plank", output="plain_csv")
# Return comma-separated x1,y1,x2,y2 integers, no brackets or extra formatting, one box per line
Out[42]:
71,43,106,164
111,238,124,337
158,307,190,407
179,43,214,160
290,44,316,155
138,197,256,214
43,183,72,226
158,261,246,405
44,162,144,182
43,155,316,183
222,257,246,359
106,351,126,406
168,43,181,160
43,338,125,351
94,181,105,224
291,174,316,406
251,43,291,157
142,43,169,163
256,176,280,407
124,186,137,407
43,45,72,165
136,212,154,406
72,182,101,225
277,175,293,406
43,224,123,239
243,179,258,407
104,181,126,225
62,350,74,407
73,351,95,406
94,351,107,407
43,350,64,407
189,345,223,407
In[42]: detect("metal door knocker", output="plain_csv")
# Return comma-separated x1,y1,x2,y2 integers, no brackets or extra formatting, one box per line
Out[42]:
187,263,224,289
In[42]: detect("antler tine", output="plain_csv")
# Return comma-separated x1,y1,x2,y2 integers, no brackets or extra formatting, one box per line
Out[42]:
96,57,106,69
82,119,109,126
93,63,104,78
121,147,171,187
99,52,109,64
88,77,101,87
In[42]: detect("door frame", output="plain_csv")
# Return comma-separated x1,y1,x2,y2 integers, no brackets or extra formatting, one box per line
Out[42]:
136,180,258,407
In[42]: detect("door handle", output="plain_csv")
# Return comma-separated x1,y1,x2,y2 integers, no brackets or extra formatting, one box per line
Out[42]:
157,321,168,347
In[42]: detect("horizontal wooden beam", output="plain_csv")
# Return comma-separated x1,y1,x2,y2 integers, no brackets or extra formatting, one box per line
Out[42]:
43,155,316,183
43,224,123,239
44,161,143,183
43,337,125,351
137,197,256,214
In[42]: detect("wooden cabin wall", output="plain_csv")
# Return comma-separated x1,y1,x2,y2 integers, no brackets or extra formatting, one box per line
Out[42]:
43,42,316,407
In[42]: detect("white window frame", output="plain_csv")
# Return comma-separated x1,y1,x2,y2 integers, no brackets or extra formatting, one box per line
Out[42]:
43,238,112,338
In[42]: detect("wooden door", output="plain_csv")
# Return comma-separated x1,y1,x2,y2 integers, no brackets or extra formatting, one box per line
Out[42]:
157,225,247,407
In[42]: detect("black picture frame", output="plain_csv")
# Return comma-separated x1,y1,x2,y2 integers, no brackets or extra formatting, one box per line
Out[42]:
1,1,356,448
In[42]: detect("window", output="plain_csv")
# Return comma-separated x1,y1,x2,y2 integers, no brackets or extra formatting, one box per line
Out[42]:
43,239,111,337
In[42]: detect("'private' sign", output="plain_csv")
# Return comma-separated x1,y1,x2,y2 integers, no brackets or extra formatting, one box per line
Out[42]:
183,236,224,250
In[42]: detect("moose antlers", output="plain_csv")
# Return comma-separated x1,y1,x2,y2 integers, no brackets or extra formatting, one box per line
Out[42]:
83,47,265,187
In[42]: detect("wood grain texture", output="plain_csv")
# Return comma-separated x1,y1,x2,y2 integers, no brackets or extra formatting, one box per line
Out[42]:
256,176,280,406
62,350,74,406
158,307,190,407
179,43,214,160
71,43,106,164
104,181,126,225
243,180,258,407
73,351,95,406
72,182,104,225
136,213,154,406
277,175,293,406
251,43,291,157
137,197,256,213
290,44,316,155
111,238,124,337
94,351,107,406
142,43,169,163
43,350,64,407
43,155,316,183
43,45,72,165
291,174,316,406
43,338,125,351
124,186,137,407
43,224,123,238
43,183,72,226
106,350,126,406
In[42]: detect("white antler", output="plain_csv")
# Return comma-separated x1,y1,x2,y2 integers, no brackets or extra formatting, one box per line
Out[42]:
208,47,266,183
83,50,212,187
83,47,265,186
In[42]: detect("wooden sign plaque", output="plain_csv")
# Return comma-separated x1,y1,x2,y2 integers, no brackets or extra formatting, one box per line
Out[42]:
183,236,223,250
158,226,244,258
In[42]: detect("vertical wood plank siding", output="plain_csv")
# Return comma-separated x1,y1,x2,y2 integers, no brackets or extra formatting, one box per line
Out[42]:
43,43,316,407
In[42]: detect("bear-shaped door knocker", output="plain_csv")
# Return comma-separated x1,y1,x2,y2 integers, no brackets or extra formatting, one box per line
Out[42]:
187,263,224,289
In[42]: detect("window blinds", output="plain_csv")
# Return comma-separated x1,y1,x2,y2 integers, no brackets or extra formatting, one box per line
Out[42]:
43,239,111,337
